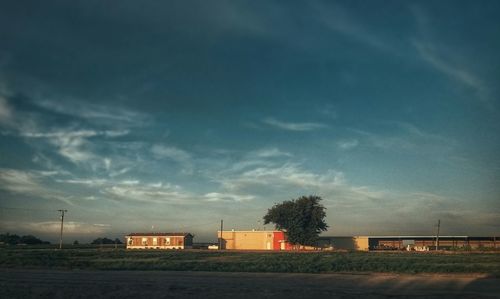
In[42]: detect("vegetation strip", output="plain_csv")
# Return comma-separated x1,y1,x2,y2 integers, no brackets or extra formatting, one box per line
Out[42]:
1,249,499,276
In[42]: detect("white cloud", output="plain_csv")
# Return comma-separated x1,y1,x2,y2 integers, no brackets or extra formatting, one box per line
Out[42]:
252,147,292,158
0,168,73,205
151,144,193,174
34,100,148,127
219,163,346,192
262,117,327,131
104,158,111,171
151,144,190,161
56,178,108,186
103,182,192,204
0,168,42,193
109,167,131,177
21,129,128,165
337,139,359,150
15,221,110,234
204,192,254,202
350,122,454,155
119,180,140,186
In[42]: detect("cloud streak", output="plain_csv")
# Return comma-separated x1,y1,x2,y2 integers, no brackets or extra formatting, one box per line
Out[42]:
262,117,327,131
0,168,74,205
413,40,490,104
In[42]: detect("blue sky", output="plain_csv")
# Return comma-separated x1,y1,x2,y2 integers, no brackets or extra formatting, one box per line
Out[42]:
0,1,499,242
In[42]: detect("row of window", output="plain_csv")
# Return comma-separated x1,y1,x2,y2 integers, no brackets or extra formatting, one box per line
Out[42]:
127,237,182,246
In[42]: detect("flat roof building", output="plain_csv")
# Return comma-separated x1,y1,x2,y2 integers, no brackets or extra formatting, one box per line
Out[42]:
125,232,193,250
320,236,499,251
218,230,293,251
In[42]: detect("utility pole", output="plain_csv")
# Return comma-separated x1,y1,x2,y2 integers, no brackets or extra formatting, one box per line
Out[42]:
219,219,223,250
58,209,67,249
435,219,441,251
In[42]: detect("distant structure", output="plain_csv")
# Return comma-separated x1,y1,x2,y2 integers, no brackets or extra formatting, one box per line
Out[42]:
319,236,499,251
125,232,193,249
217,232,499,251
218,230,293,250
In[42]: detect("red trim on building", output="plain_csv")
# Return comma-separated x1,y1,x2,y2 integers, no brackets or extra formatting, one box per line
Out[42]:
273,231,293,250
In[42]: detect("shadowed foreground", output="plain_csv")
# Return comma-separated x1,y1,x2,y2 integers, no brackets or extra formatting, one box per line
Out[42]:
1,269,499,299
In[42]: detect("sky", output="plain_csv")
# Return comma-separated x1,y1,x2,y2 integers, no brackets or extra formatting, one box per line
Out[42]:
0,0,499,243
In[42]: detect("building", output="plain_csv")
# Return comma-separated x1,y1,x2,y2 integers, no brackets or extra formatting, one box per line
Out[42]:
218,230,293,250
125,232,193,249
320,236,499,251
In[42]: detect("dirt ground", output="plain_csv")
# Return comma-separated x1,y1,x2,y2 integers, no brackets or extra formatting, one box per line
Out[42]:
1,269,499,299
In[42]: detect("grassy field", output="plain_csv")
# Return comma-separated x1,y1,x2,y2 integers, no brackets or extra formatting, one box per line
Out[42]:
1,248,499,276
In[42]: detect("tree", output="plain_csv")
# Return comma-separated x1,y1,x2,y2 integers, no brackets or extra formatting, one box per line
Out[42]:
19,235,47,245
263,195,328,247
91,237,123,245
0,233,49,245
91,237,115,245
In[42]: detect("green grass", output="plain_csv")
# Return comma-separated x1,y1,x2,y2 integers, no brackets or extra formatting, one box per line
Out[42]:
1,248,499,275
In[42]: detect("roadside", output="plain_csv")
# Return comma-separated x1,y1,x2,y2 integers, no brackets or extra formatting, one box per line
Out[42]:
1,269,499,299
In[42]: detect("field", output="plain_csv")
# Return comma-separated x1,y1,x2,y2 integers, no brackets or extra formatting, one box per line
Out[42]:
2,248,500,298
1,247,500,275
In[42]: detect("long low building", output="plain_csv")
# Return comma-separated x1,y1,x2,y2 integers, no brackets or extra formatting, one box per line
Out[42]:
126,232,193,249
319,236,500,251
218,230,293,250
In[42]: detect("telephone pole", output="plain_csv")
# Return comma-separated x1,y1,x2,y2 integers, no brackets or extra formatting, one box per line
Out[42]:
58,209,67,249
435,219,441,251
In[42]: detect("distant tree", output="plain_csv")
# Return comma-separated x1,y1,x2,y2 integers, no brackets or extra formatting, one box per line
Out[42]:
114,238,123,244
0,233,49,245
0,233,20,245
73,240,79,245
263,195,328,247
91,237,115,245
19,235,46,245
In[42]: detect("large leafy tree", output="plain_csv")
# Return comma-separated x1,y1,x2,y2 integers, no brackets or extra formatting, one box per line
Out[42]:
263,195,328,246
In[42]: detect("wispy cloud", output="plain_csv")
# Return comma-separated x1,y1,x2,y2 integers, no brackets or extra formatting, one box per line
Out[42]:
21,129,128,165
56,178,108,186
314,3,394,53
34,99,149,127
337,139,359,150
262,117,327,131
351,121,455,154
1,221,111,235
103,182,192,204
411,7,492,107
151,144,193,174
204,192,254,202
251,147,292,158
413,40,490,104
0,168,73,205
218,163,346,192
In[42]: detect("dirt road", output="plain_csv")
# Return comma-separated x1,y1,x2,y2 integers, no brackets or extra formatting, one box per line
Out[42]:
1,269,499,298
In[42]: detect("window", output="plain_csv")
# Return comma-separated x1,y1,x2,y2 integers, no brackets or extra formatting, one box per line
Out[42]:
128,238,133,245
153,238,158,246
166,237,170,245
142,237,148,245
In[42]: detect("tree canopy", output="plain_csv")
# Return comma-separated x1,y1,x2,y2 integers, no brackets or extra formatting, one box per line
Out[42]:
90,237,123,245
0,233,49,245
263,195,328,246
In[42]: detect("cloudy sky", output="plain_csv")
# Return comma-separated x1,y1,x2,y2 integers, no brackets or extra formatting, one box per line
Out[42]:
0,1,499,242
